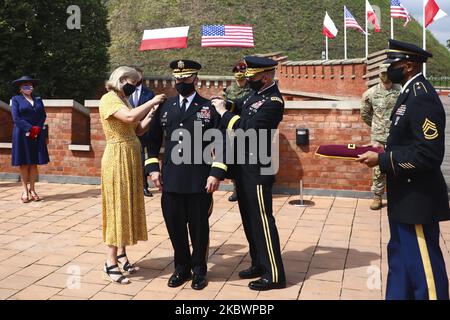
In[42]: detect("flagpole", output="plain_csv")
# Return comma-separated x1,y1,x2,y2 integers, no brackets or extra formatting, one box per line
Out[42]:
326,36,329,60
344,6,347,59
391,17,394,39
423,0,427,77
365,1,368,58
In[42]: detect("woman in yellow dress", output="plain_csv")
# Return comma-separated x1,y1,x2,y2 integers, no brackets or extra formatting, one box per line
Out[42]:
100,66,166,284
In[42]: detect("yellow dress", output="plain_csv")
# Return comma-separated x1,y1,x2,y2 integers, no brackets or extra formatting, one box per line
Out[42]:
99,91,148,247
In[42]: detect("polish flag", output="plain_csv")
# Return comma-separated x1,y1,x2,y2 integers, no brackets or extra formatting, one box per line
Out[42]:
425,0,447,27
323,12,338,39
139,26,189,51
366,0,381,32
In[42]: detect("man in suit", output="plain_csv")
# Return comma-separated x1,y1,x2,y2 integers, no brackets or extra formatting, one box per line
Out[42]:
144,60,227,290
212,56,286,291
129,66,155,197
357,39,450,300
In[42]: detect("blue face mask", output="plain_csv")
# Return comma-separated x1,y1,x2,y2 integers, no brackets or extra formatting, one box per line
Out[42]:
22,85,33,91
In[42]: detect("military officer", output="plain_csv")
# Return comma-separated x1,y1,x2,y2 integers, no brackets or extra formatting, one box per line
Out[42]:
212,56,286,291
223,60,252,202
360,64,401,210
357,39,450,300
144,60,227,290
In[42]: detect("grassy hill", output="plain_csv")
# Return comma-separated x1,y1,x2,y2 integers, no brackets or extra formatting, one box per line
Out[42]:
107,0,450,77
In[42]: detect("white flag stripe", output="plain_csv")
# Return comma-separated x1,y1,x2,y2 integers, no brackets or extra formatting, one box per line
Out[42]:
142,26,189,40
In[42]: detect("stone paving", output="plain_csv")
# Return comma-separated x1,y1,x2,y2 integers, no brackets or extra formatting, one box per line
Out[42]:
1,181,450,300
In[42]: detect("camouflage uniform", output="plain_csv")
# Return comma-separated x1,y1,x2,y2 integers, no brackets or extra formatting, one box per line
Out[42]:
224,82,252,101
361,82,401,196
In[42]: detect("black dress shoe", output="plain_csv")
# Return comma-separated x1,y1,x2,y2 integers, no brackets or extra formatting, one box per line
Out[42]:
238,266,263,279
249,278,286,291
143,188,153,197
168,272,191,288
191,274,208,290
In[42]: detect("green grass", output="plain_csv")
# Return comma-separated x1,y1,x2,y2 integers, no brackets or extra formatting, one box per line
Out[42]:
107,0,450,77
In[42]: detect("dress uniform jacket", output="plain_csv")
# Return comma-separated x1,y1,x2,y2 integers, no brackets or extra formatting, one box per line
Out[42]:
144,93,227,193
221,82,286,284
379,74,450,225
222,83,284,184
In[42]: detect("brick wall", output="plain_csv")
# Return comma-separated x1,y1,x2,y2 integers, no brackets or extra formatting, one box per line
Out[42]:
0,98,373,192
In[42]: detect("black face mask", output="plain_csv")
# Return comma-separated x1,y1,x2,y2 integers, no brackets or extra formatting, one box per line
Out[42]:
175,82,195,97
387,65,405,84
248,78,264,91
122,83,136,96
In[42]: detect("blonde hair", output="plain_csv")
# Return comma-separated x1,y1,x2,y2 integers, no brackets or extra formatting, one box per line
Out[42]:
105,66,141,92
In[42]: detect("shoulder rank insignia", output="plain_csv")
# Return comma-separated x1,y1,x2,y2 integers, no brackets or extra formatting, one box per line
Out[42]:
271,96,283,104
413,82,428,96
422,118,438,140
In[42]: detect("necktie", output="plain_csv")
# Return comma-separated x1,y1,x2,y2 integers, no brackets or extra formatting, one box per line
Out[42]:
133,88,140,107
180,98,188,114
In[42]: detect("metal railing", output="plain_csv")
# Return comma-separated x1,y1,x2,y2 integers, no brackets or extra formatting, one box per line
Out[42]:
429,76,450,89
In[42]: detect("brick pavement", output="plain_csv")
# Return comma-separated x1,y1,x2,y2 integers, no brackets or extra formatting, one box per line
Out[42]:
1,181,450,300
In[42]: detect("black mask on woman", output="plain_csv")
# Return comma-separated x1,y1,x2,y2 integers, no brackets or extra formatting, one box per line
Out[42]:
387,65,405,84
122,83,137,96
248,78,264,92
175,82,195,97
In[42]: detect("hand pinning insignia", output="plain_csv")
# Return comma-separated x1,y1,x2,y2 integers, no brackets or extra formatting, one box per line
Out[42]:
422,118,438,140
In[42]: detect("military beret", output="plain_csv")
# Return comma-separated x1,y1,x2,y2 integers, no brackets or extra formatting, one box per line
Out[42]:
244,56,278,77
170,59,201,79
384,39,433,64
379,63,390,73
315,144,382,160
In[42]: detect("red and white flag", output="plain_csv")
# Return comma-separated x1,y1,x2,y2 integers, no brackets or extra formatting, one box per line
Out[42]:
139,26,189,51
366,0,381,32
425,0,447,27
323,12,338,39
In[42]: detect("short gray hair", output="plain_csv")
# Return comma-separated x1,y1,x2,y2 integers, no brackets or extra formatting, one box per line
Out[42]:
105,66,141,92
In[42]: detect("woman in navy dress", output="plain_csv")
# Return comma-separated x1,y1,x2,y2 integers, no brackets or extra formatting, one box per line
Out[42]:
11,76,49,203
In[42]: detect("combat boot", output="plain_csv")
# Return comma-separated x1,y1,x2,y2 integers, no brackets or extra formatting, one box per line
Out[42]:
370,195,382,210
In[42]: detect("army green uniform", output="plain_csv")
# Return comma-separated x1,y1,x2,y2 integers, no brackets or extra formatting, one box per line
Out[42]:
361,83,401,196
224,82,252,101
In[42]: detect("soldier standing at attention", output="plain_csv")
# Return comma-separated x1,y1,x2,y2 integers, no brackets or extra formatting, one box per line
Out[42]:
223,60,252,202
357,39,450,300
144,60,227,290
360,64,401,210
212,56,286,291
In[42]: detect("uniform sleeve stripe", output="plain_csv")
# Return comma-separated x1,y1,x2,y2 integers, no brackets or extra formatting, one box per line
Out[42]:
145,158,159,166
212,162,227,171
227,115,240,130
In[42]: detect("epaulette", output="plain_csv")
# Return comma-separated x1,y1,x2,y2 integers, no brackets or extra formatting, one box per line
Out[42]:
270,96,283,104
413,81,428,97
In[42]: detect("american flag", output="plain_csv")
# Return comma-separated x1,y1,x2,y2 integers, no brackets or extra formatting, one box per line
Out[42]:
344,6,365,34
201,25,254,48
390,0,411,26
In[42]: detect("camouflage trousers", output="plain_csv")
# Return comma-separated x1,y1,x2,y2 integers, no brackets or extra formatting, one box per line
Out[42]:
371,166,386,196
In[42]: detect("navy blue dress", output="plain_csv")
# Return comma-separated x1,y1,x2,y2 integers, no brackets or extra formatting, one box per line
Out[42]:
11,94,50,166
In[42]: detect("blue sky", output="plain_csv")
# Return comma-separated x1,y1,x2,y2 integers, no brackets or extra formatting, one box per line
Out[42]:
402,0,450,47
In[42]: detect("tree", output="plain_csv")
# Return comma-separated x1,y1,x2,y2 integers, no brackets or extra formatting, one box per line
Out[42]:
0,0,110,102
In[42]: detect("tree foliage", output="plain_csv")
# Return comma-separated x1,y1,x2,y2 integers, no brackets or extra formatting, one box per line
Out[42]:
0,0,110,102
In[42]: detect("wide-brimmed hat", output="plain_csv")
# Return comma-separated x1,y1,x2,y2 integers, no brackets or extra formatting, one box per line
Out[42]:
11,76,39,86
